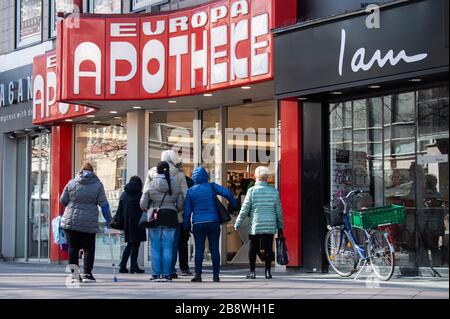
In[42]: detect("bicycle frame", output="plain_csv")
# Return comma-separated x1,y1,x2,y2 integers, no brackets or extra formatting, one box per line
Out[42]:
337,191,368,260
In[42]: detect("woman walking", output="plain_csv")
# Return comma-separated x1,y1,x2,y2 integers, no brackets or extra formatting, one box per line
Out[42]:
140,161,184,281
60,162,112,283
118,176,146,274
183,166,237,282
234,166,284,279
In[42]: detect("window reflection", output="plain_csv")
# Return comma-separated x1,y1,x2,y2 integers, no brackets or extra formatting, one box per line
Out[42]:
330,86,449,270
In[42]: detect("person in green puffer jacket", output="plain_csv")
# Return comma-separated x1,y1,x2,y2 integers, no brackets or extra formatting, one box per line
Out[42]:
234,166,284,280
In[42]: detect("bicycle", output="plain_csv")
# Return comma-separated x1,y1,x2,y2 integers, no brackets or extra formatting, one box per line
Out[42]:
324,190,397,281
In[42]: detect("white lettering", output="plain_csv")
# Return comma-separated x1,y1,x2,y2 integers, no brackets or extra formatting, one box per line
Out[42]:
142,40,165,94
191,31,208,89
74,42,102,95
251,14,269,76
231,0,249,18
192,12,208,28
0,84,5,107
110,42,137,94
211,25,228,84
142,20,165,35
33,75,44,120
169,35,189,91
231,20,249,80
8,81,15,105
169,16,189,33
211,6,228,23
46,71,57,116
111,23,138,37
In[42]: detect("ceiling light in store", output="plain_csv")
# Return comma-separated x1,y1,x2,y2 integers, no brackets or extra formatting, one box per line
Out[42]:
241,86,251,90
369,85,381,89
114,117,121,119
203,93,213,97
109,111,118,114
87,115,95,118
64,119,73,122
331,91,343,95
93,121,100,124
298,97,308,101
409,78,422,82
168,100,177,104
133,106,142,109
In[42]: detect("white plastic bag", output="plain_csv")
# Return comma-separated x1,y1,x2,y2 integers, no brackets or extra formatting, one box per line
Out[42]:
52,216,67,245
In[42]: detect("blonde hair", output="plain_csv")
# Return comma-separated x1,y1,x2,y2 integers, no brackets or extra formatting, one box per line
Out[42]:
81,162,94,172
255,166,270,181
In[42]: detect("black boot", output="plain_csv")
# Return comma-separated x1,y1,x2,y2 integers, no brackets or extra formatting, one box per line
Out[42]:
119,265,129,273
130,266,145,274
191,274,202,282
265,268,272,279
246,271,256,279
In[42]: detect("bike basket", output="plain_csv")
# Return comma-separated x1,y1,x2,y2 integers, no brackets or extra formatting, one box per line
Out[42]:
324,205,343,227
350,205,406,229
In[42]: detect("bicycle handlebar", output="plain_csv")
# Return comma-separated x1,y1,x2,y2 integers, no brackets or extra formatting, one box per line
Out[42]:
340,190,369,205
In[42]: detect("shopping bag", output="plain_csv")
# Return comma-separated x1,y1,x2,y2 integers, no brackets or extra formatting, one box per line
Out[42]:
276,235,289,265
110,210,124,230
52,216,67,246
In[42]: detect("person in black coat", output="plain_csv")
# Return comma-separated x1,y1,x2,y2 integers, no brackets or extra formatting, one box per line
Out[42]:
118,176,147,274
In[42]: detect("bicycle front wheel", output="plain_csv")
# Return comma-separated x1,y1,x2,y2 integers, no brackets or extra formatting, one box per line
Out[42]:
325,228,358,277
369,229,395,281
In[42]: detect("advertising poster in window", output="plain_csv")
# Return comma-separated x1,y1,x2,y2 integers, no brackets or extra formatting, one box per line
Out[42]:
91,0,121,13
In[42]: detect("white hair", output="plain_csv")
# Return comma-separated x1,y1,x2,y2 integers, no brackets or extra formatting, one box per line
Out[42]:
161,150,181,165
255,166,270,180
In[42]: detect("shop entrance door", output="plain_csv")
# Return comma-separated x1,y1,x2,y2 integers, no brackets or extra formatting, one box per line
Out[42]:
225,101,277,264
27,133,51,260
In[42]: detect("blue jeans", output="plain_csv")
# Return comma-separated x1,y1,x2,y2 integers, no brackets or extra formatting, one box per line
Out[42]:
192,221,221,277
170,223,181,275
149,227,176,277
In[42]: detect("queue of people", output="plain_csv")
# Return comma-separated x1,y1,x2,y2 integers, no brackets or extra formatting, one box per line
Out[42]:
59,150,284,283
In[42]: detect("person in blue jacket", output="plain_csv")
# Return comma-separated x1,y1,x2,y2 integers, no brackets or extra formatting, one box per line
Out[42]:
183,166,237,282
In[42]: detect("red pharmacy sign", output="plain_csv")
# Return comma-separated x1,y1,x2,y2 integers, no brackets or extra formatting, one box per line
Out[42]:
57,0,274,103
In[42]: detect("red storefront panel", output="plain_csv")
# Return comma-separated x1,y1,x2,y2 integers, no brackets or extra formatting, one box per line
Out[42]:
167,9,193,97
140,15,169,99
229,0,251,87
33,51,95,125
280,99,302,267
105,18,141,100
61,16,106,100
55,0,281,104
190,3,211,94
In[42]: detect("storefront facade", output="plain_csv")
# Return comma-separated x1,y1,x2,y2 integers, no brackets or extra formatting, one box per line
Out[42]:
275,0,449,273
22,0,298,265
0,57,53,262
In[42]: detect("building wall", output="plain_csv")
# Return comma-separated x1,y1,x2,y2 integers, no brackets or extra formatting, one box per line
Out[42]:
298,0,397,22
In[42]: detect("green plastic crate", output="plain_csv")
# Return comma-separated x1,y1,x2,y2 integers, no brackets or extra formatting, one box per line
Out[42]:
350,205,406,229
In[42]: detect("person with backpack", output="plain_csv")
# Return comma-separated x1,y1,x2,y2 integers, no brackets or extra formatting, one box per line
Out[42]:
117,176,147,274
140,161,184,281
183,166,237,282
60,162,112,283
234,166,284,280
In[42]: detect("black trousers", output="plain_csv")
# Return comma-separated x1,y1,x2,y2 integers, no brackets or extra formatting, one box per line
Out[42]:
65,229,96,274
120,242,141,269
248,234,274,271
178,228,190,271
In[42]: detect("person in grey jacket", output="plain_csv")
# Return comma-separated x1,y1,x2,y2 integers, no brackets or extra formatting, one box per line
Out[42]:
60,162,112,283
140,161,184,281
143,150,189,278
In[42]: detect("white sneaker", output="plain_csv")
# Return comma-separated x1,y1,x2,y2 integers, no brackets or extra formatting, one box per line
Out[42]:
82,274,96,283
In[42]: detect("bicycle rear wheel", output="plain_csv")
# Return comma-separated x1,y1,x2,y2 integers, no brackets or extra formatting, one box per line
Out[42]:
325,228,358,277
369,229,395,281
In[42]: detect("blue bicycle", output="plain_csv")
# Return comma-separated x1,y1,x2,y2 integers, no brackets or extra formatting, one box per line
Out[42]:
324,190,396,281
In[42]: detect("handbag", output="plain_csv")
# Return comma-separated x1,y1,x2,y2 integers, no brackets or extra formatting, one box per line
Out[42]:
138,192,167,228
276,230,289,266
110,205,124,230
211,183,232,224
